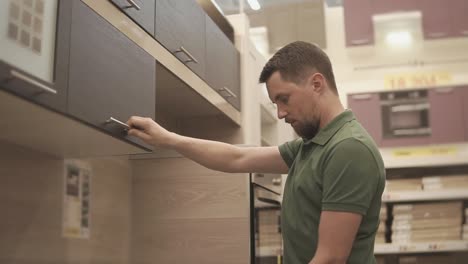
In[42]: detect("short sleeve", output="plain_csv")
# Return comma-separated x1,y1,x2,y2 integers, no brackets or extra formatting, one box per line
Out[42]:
321,138,380,215
278,138,303,168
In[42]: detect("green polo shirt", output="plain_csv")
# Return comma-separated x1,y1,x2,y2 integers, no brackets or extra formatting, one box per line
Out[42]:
278,110,385,264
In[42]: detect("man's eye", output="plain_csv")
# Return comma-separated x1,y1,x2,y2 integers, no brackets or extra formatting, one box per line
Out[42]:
279,96,289,104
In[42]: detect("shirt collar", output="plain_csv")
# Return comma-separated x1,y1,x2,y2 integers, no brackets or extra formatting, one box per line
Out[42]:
303,110,356,146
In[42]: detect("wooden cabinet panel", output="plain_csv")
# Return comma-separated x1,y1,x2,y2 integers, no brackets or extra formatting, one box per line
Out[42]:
68,1,155,149
347,93,382,145
421,0,451,39
155,0,206,78
110,0,155,36
343,0,374,46
429,87,465,144
206,16,241,110
450,0,468,38
0,0,72,113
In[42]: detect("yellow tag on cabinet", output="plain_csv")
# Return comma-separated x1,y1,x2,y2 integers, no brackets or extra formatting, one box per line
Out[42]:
384,72,452,90
392,146,458,157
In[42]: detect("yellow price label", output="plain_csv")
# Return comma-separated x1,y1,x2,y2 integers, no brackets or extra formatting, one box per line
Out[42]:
392,146,457,157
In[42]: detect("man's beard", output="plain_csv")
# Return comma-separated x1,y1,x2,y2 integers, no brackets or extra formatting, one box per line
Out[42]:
293,120,320,140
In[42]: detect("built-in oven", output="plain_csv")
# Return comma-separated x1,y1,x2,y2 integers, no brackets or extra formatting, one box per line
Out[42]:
250,174,283,264
380,90,431,139
0,0,69,112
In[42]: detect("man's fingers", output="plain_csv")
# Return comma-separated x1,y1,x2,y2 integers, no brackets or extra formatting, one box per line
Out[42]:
127,128,151,142
127,116,150,130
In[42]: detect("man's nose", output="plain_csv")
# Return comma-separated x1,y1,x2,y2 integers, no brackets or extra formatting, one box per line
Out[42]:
277,108,287,119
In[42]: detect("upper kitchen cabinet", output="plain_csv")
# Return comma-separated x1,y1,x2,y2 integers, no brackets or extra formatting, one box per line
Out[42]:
420,0,451,39
109,0,155,36
0,0,71,113
450,0,468,38
67,0,155,150
205,16,241,110
347,93,382,145
429,87,465,144
155,0,206,78
343,0,374,46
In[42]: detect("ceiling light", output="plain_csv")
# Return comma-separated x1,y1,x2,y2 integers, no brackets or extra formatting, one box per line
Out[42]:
247,0,261,10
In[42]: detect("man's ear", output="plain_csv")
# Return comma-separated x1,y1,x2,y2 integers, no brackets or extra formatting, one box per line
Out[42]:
310,73,326,93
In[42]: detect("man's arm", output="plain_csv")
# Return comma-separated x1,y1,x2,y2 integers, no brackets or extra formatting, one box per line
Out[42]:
127,116,289,174
309,211,362,264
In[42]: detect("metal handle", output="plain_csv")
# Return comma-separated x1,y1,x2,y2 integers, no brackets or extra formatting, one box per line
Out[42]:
174,46,198,64
351,94,372,100
105,117,130,130
428,32,447,38
461,30,468,36
217,86,237,99
10,70,57,94
123,0,141,10
350,38,370,45
434,87,454,94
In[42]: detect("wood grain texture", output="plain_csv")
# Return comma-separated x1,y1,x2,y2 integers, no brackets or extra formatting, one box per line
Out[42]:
0,142,132,264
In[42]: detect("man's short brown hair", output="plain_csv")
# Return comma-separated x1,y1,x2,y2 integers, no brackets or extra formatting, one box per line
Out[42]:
259,41,338,94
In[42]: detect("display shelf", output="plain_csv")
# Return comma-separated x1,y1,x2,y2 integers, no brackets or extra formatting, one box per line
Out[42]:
382,189,468,203
375,241,468,255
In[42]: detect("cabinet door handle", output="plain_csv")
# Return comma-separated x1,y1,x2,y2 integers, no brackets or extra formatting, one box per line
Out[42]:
434,87,454,94
10,70,57,95
217,86,237,98
123,0,141,10
174,46,199,64
351,94,372,100
350,38,370,45
428,32,447,38
461,30,468,36
105,117,130,130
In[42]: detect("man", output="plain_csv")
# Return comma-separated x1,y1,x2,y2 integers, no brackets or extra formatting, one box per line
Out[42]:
127,41,385,264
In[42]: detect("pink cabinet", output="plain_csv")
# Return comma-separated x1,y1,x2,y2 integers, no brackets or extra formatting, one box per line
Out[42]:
429,87,465,144
347,93,382,145
372,0,416,14
420,0,452,39
450,0,468,38
343,0,374,46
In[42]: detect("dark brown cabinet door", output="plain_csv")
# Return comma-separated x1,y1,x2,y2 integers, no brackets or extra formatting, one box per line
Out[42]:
450,0,468,38
421,0,451,39
429,87,465,144
155,0,206,78
347,93,382,145
343,0,374,46
205,16,241,111
0,0,72,113
110,0,155,36
68,1,155,149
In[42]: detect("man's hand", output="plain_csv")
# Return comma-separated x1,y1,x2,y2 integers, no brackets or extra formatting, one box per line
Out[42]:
126,116,175,148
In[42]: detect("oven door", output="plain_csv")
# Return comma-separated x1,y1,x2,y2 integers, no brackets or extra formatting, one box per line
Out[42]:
382,101,431,138
251,182,283,264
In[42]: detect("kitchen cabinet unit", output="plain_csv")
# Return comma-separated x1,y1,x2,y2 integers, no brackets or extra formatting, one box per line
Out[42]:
420,0,451,39
347,93,382,145
343,0,374,46
450,0,468,38
205,15,241,110
0,0,71,113
155,0,206,79
68,0,155,149
428,87,465,144
109,0,155,36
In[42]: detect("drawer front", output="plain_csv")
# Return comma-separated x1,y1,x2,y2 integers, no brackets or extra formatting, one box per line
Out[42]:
110,0,155,36
156,0,205,78
206,16,240,110
68,1,155,149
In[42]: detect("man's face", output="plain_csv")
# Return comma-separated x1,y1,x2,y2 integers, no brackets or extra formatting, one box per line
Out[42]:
266,71,321,140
